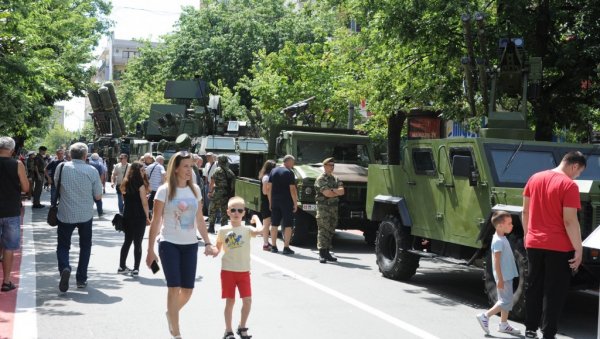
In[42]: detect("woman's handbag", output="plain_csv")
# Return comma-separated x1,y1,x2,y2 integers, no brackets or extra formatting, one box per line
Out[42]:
112,213,124,232
47,163,64,227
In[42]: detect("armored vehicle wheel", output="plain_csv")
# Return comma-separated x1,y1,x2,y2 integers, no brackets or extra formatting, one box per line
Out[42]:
363,226,377,246
291,211,316,246
375,216,419,280
483,235,528,321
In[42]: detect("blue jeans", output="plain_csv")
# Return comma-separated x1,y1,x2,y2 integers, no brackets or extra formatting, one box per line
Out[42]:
95,198,103,216
50,184,57,206
116,189,124,214
0,216,21,250
56,218,92,283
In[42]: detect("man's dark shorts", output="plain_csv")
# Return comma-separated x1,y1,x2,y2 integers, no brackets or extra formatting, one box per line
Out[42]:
271,202,293,228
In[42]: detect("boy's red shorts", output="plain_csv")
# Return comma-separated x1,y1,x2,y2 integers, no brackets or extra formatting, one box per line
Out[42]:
221,270,251,299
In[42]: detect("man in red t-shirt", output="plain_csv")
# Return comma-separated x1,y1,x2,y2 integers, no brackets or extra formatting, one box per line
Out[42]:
522,151,585,339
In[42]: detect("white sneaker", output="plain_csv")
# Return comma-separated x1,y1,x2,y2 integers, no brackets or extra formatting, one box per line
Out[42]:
476,313,490,334
498,322,521,335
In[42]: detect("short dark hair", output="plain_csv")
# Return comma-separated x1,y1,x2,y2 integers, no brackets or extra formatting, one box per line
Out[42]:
491,210,511,228
39,146,47,152
561,151,586,168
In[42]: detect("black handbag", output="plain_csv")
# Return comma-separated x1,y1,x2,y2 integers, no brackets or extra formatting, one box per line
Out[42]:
47,163,64,227
112,213,124,232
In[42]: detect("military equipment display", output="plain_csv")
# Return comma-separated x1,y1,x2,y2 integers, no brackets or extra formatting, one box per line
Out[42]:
366,15,599,320
235,98,377,245
88,82,129,175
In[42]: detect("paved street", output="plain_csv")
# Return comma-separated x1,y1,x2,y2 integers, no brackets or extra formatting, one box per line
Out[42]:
1,187,598,339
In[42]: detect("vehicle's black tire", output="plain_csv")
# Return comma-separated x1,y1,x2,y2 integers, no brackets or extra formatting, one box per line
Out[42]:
363,226,377,246
483,235,528,321
375,216,419,281
291,211,315,246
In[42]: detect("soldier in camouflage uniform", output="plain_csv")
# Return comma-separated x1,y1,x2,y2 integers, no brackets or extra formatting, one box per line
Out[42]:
314,157,344,263
208,155,236,233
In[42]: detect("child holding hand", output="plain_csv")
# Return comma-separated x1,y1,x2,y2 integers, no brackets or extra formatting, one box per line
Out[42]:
215,196,263,339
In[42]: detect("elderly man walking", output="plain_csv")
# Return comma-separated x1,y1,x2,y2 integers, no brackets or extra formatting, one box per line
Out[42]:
55,143,103,292
0,137,29,291
111,153,129,214
145,154,165,213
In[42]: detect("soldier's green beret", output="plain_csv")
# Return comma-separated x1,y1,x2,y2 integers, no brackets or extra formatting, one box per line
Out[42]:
322,157,335,165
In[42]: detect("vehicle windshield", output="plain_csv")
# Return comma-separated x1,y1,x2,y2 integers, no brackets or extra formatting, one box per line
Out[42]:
486,144,600,187
296,140,371,164
206,137,236,151
238,139,268,152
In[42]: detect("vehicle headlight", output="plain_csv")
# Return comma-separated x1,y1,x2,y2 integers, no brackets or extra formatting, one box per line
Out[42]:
304,187,313,196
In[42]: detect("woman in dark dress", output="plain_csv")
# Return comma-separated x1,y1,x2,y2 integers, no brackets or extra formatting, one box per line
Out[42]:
118,161,151,276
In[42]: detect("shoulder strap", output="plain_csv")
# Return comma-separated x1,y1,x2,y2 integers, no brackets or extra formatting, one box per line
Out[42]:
56,163,65,204
149,163,156,180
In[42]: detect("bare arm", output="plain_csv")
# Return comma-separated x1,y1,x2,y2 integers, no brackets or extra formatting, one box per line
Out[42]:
146,199,164,267
111,167,118,185
17,161,29,193
138,186,150,224
522,196,530,236
494,251,504,289
266,182,272,209
563,206,583,269
262,180,270,195
321,188,338,198
250,214,264,235
290,184,298,212
208,177,215,197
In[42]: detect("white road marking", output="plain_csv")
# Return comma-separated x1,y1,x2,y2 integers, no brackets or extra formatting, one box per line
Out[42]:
12,209,38,339
252,255,440,339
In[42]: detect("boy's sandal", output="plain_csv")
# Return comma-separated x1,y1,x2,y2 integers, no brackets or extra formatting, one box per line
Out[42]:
1,281,16,292
223,332,235,339
237,327,252,339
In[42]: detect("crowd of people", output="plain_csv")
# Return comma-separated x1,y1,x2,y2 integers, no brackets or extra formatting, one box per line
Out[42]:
0,136,588,339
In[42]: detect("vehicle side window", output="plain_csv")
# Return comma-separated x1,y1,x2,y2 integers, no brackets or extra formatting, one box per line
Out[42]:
449,148,475,177
412,148,436,175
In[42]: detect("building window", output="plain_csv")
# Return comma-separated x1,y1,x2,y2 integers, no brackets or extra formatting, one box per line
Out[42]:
122,50,139,59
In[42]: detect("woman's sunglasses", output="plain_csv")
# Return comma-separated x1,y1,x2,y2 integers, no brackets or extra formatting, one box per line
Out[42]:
229,208,244,214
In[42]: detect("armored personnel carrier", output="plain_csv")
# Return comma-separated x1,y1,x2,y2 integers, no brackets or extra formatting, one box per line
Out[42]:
365,17,599,320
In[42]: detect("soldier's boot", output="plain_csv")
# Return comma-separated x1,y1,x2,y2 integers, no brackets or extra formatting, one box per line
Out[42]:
208,223,215,234
318,249,327,264
324,249,338,262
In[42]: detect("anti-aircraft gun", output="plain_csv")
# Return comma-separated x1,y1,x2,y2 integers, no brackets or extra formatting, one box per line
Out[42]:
140,79,220,163
87,82,128,175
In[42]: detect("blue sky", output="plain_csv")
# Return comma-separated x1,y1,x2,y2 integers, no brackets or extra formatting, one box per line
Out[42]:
62,0,199,131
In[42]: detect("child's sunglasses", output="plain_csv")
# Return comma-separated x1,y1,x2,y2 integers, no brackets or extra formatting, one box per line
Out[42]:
229,208,244,213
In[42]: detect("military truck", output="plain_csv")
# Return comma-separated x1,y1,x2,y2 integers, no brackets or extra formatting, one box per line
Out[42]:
366,21,599,319
235,102,377,245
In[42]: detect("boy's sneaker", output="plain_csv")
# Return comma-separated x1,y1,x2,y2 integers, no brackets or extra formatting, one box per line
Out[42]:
475,313,490,334
282,247,295,255
270,246,279,253
262,243,272,251
117,266,131,275
525,330,539,338
498,323,521,335
131,269,139,277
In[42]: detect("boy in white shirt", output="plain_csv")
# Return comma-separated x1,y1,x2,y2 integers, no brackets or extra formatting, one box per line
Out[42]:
216,196,263,339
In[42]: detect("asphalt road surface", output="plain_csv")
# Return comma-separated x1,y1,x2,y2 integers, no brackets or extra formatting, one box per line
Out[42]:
3,186,598,339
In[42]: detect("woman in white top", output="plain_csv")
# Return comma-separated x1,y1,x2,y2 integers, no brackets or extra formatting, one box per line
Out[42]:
146,151,215,339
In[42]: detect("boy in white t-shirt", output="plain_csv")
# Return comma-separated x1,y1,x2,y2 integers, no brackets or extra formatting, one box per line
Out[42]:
215,196,263,339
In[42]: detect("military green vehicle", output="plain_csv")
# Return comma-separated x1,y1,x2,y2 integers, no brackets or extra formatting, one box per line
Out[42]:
235,100,377,245
366,22,599,319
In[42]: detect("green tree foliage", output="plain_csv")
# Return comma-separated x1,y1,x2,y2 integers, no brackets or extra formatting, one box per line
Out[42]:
43,125,77,152
0,0,110,137
118,0,337,128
